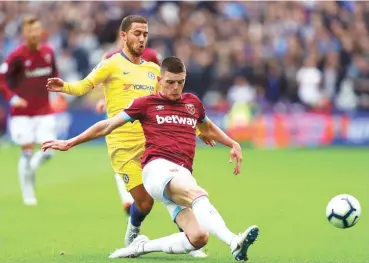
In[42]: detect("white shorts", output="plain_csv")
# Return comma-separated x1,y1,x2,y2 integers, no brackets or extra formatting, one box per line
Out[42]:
142,158,198,221
9,115,56,145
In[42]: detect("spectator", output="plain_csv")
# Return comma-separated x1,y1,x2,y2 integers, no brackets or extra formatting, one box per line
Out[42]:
227,76,256,105
0,1,368,113
296,56,323,108
347,55,369,110
264,60,288,104
321,51,340,101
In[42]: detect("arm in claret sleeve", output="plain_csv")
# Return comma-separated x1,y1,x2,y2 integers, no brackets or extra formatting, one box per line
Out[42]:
0,54,20,103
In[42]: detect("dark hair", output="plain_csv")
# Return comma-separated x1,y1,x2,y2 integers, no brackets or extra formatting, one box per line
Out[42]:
161,56,186,74
120,15,148,32
22,15,39,29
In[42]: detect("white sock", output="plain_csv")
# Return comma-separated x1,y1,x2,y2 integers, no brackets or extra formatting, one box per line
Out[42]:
192,196,237,248
142,232,195,254
115,173,134,204
30,149,54,171
19,151,36,201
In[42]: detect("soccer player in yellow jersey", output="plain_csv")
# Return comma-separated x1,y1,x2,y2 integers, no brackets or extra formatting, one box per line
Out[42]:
95,32,162,215
46,15,208,258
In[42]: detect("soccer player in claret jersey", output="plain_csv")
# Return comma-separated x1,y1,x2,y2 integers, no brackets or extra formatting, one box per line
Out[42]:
46,15,209,258
42,56,260,261
0,15,61,206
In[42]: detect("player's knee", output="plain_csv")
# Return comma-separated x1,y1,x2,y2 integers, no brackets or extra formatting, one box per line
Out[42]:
187,229,209,249
130,185,154,214
135,198,154,214
20,145,33,159
21,144,33,151
183,186,208,205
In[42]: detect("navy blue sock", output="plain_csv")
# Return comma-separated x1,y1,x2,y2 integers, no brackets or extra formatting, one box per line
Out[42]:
130,202,148,227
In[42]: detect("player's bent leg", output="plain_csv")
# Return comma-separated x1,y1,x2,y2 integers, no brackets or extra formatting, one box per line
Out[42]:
10,116,37,205
119,161,154,246
129,184,154,223
165,171,260,261
142,159,259,260
177,227,208,258
109,208,208,258
166,201,208,258
125,184,154,246
173,207,209,249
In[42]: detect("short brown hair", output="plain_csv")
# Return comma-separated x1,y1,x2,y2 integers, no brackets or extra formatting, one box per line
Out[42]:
120,15,147,32
161,56,186,74
21,15,39,29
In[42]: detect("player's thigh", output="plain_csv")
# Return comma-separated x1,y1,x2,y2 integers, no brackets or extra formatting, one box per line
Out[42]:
118,159,154,212
109,143,144,192
119,159,143,192
142,158,197,203
165,172,207,207
34,114,56,144
9,116,35,145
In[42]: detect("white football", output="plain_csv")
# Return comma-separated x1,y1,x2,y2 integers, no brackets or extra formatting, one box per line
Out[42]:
326,194,361,229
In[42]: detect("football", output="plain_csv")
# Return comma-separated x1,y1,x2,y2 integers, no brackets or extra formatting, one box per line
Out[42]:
326,194,361,229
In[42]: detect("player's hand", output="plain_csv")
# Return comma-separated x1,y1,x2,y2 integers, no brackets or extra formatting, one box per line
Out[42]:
95,99,107,113
46,78,64,92
229,142,242,175
198,134,216,147
42,140,72,152
11,96,28,108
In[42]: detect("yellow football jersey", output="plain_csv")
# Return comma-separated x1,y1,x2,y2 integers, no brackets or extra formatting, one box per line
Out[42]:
62,52,160,174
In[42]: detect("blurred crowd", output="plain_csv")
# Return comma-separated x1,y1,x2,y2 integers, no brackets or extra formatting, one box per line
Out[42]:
1,1,369,115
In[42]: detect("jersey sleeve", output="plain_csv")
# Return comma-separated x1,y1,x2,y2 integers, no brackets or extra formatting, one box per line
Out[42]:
0,52,20,102
121,97,148,122
62,60,111,96
197,98,207,123
51,50,59,78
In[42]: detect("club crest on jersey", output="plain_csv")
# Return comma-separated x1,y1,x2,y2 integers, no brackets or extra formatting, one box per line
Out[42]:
44,53,51,63
156,105,164,111
185,104,195,115
123,174,129,184
24,60,31,67
148,72,155,80
123,84,131,90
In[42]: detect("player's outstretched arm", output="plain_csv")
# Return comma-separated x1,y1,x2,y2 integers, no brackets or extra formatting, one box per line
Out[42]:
46,60,110,96
196,128,216,147
197,118,242,175
46,77,95,96
42,113,128,152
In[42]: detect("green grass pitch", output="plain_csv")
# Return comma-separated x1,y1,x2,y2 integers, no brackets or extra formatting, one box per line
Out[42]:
0,146,368,263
